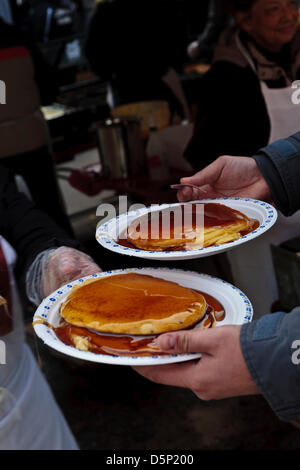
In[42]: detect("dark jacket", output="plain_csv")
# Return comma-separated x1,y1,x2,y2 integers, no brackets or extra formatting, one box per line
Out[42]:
0,165,80,276
253,132,300,216
184,27,300,171
85,0,185,115
241,132,300,421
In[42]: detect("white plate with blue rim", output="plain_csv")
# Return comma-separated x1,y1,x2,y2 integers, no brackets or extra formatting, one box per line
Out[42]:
32,267,253,366
95,198,277,261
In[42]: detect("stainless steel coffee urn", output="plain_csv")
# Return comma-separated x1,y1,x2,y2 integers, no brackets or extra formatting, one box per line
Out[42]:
95,116,147,180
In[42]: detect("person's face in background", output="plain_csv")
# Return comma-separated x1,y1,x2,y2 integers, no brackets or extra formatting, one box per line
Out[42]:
236,0,299,52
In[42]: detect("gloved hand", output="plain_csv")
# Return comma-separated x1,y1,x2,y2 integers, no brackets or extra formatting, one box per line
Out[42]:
40,246,101,298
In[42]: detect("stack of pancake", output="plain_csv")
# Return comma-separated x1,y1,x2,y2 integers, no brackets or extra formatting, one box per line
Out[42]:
55,273,219,356
124,202,257,252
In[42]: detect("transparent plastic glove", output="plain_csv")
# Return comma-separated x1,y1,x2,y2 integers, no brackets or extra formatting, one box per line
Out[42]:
40,246,101,299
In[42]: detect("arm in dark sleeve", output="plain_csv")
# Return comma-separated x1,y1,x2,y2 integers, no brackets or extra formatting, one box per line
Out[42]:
240,133,300,420
0,166,82,275
252,132,300,216
241,308,300,421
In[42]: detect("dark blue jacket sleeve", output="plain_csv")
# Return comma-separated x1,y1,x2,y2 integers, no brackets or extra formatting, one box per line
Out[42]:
252,132,300,216
242,132,300,421
241,309,300,421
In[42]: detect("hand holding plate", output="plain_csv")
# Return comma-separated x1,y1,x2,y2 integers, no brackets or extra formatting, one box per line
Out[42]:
177,156,272,202
133,325,260,400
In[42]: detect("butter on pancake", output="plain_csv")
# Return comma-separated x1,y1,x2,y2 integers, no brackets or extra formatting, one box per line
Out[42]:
125,202,256,251
60,273,207,335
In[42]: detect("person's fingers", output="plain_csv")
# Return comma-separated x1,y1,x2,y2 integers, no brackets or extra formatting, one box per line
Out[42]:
180,157,226,189
177,186,193,201
41,247,101,297
155,328,217,355
58,254,100,278
58,257,79,276
80,264,102,276
132,329,222,389
178,165,222,201
177,185,211,202
132,360,199,388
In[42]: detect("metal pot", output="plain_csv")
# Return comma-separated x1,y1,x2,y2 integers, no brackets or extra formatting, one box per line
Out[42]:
95,116,147,180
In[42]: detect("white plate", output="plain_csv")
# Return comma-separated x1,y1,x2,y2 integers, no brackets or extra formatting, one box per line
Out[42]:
96,198,277,260
33,267,253,366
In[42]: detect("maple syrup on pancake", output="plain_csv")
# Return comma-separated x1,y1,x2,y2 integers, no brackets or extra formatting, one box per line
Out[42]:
61,273,207,326
54,291,225,357
117,203,259,251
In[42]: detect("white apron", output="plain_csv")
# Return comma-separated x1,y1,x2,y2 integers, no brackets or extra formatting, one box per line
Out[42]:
227,37,300,317
0,237,78,450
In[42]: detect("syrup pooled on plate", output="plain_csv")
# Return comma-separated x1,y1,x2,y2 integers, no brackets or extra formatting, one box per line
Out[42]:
118,203,259,252
54,324,161,357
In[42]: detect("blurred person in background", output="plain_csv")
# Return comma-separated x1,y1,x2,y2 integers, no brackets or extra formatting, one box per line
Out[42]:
184,0,300,170
0,164,101,449
85,0,191,121
0,17,72,234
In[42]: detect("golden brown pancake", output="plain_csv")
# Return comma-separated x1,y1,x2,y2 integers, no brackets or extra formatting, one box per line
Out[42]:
60,273,207,335
124,202,257,251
